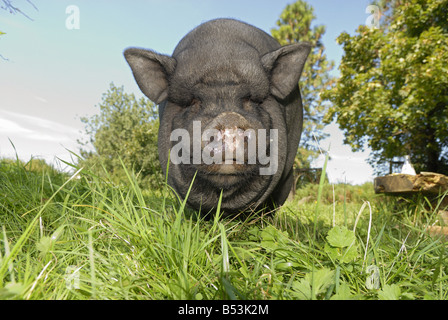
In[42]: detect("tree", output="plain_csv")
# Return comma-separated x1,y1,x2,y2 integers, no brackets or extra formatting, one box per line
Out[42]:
78,83,162,188
1,0,37,60
1,0,37,19
270,0,335,193
323,0,448,175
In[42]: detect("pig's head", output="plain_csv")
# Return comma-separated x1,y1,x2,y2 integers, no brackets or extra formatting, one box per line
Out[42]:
124,19,310,216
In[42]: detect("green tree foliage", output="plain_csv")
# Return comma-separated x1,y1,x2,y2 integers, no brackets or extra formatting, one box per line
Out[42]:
323,0,448,174
78,83,162,189
271,0,335,165
270,0,334,194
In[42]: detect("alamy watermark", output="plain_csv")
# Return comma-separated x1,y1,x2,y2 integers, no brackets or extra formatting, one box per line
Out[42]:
365,5,381,30
365,264,380,289
169,121,278,176
65,265,80,290
66,5,80,30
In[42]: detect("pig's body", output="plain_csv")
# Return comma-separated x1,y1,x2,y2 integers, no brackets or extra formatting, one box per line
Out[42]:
125,19,310,216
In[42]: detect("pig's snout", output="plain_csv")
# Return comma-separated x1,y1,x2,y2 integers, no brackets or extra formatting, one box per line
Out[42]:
204,127,250,162
202,112,257,164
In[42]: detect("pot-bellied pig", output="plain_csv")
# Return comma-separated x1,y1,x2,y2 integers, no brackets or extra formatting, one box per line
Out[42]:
124,18,310,216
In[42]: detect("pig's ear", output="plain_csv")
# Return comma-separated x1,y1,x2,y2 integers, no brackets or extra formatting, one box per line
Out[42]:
261,42,311,100
124,48,176,104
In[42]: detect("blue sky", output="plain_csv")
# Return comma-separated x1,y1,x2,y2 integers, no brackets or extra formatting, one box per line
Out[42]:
0,0,376,184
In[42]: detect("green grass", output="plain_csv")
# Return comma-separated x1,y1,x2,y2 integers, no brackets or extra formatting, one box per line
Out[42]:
0,157,447,300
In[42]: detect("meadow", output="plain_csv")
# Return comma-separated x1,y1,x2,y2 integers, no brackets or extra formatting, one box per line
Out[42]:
0,157,447,300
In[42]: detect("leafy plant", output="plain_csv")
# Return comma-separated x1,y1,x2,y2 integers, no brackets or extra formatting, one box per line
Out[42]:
291,268,335,300
325,226,359,264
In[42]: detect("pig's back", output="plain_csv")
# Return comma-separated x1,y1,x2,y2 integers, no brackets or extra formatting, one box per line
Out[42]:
172,18,281,59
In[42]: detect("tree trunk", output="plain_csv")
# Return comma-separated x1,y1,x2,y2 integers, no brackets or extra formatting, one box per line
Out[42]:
425,118,441,173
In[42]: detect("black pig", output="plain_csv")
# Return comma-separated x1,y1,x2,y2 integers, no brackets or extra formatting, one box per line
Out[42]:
124,18,310,216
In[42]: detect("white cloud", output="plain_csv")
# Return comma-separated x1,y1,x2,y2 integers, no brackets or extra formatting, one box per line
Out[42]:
0,118,33,134
34,96,48,103
0,110,83,170
0,110,79,138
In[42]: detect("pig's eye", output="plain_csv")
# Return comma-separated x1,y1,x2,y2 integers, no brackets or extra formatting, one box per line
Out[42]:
242,96,261,106
242,96,252,104
187,98,201,108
